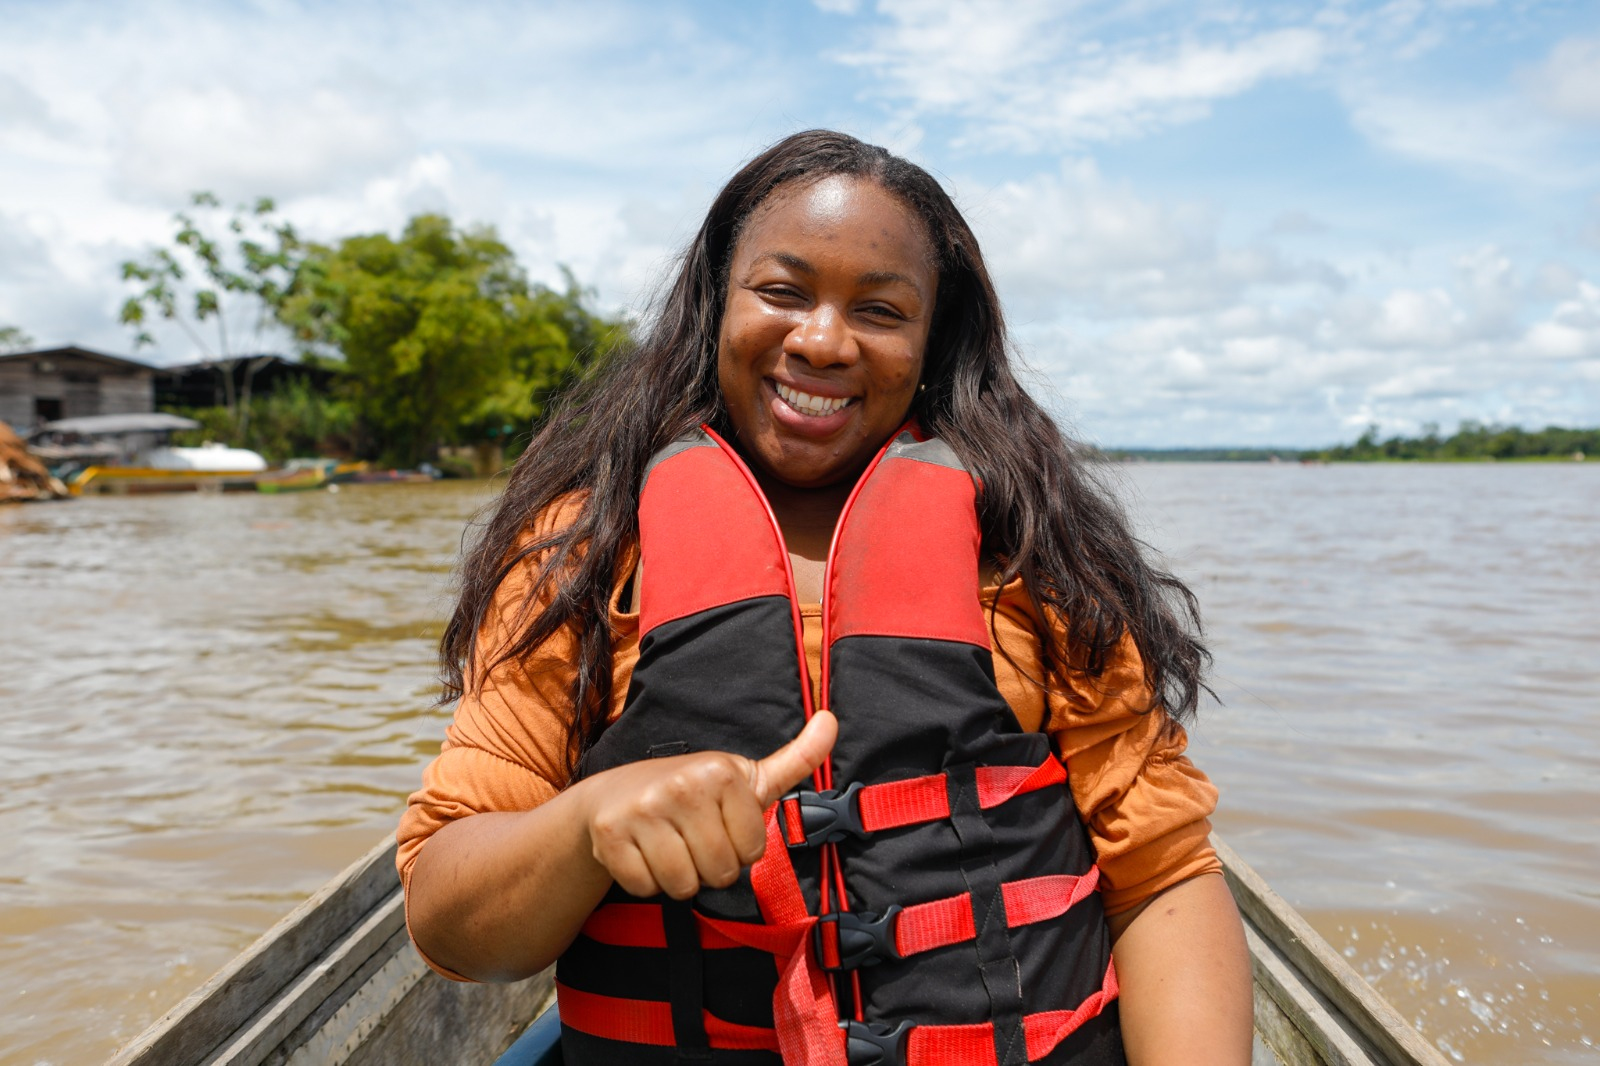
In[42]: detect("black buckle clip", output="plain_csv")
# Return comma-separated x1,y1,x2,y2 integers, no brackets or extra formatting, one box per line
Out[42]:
814,906,903,971
778,781,866,847
840,1019,912,1066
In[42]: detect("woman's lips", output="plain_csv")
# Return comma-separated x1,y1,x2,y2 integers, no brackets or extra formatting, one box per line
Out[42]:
767,379,857,435
774,381,853,416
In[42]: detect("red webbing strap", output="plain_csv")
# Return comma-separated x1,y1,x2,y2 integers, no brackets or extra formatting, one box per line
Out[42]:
854,758,1064,835
858,773,949,830
555,982,780,1051
891,892,973,957
1001,866,1101,926
893,867,1101,957
976,757,1066,808
902,958,1120,1065
750,805,811,926
780,795,809,845
745,809,847,1066
1021,959,1120,1061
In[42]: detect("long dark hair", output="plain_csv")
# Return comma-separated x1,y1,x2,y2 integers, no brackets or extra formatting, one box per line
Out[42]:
440,130,1210,770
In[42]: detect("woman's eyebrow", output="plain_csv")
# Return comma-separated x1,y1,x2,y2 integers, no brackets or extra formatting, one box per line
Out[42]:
752,251,815,274
857,269,919,290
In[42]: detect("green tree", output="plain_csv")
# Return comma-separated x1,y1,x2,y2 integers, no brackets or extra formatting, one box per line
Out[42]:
281,214,626,466
0,326,33,353
166,378,355,464
120,192,302,434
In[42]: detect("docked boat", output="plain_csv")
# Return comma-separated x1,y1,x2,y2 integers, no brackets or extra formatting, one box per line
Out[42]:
256,467,330,494
107,835,1449,1066
22,413,280,495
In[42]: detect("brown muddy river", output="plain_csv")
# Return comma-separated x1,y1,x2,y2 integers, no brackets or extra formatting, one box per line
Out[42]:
1,467,1595,1065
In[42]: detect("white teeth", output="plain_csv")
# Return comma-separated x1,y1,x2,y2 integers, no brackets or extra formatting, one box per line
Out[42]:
775,382,852,417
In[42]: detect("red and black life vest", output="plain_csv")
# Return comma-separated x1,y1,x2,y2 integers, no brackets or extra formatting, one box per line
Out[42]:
554,427,1124,1066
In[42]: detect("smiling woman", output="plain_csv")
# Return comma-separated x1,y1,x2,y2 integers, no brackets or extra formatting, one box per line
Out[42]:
716,176,935,493
400,130,1250,1065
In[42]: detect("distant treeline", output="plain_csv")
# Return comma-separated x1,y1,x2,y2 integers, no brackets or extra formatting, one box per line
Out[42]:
1100,446,1298,462
1313,422,1596,461
1104,422,1596,462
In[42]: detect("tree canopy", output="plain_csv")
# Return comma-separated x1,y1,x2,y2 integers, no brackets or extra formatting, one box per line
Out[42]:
279,214,627,467
0,326,33,353
119,192,302,430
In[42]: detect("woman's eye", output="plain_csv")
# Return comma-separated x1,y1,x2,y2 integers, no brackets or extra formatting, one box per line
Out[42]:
861,304,906,322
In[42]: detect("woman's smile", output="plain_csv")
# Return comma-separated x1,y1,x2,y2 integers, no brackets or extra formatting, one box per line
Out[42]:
716,174,937,490
771,380,854,419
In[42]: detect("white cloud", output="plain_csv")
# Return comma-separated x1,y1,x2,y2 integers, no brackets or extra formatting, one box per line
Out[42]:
834,2,1326,149
1370,287,1462,349
113,86,411,200
1342,85,1589,186
987,186,1600,444
1520,282,1600,362
1524,36,1600,125
964,160,1342,323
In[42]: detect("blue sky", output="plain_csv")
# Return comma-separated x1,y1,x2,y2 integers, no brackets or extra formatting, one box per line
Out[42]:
1,0,1596,447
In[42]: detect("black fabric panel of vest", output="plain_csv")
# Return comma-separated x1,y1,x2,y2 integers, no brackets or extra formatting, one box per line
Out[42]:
560,597,807,1062
829,635,1125,1065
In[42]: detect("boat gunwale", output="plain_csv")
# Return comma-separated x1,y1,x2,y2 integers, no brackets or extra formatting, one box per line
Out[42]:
106,838,400,1066
1216,836,1451,1066
106,833,1452,1066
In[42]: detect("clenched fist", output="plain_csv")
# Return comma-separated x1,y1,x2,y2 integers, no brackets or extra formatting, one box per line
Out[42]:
579,710,838,900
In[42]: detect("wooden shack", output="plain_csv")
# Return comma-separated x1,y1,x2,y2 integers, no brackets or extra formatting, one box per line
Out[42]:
0,347,156,431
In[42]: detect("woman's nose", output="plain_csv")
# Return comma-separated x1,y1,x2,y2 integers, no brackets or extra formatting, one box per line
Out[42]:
785,304,858,367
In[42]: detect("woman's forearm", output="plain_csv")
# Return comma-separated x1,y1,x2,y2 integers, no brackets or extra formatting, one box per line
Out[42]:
1108,872,1254,1066
406,782,613,982
405,714,836,982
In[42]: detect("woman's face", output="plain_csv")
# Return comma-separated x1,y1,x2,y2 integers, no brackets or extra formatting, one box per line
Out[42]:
717,175,937,490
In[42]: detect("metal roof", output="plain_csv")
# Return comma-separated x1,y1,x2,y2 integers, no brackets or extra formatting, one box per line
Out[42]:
0,346,157,372
31,412,200,436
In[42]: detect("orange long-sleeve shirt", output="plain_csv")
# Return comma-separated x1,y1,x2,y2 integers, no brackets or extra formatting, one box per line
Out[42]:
398,505,1221,953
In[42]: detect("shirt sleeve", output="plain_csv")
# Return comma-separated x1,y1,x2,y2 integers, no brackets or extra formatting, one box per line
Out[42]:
395,497,589,899
1042,624,1223,916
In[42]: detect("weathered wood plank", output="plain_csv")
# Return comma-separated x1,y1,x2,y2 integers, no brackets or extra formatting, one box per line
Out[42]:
270,926,422,1066
1253,976,1333,1066
1216,837,1450,1066
1246,920,1381,1065
201,888,406,1064
109,839,400,1066
338,965,553,1066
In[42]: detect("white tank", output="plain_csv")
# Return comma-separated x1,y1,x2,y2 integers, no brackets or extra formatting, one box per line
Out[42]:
144,443,268,472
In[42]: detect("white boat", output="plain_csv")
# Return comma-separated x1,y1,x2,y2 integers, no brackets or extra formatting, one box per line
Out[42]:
144,442,268,473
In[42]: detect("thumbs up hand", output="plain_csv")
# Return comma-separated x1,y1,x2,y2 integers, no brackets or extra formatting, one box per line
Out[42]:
580,711,837,900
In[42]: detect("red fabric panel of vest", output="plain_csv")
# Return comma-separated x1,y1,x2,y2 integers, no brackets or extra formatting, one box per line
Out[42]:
828,455,990,649
638,441,789,639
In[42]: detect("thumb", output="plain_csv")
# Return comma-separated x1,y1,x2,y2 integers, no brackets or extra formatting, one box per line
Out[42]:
751,710,837,808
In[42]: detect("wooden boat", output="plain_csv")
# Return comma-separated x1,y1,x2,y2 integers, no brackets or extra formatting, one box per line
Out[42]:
108,835,1450,1066
70,466,272,495
256,468,328,494
328,464,438,485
